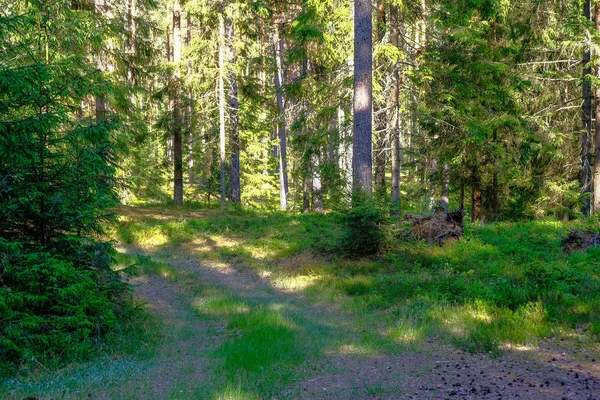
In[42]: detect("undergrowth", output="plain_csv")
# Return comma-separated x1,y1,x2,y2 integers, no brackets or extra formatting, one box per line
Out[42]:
111,205,600,357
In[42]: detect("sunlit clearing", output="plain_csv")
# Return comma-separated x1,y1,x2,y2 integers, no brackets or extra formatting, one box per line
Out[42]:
188,235,241,253
114,244,128,253
204,262,236,275
465,300,493,324
136,228,168,247
272,274,321,292
259,269,272,278
191,295,250,317
213,384,259,400
386,322,425,344
500,343,536,352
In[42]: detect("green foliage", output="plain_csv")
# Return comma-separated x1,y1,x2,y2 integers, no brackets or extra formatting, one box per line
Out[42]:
0,2,135,372
341,193,385,258
0,239,127,375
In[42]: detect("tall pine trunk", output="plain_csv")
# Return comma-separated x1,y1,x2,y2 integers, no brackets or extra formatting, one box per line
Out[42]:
352,0,373,195
226,13,241,203
172,0,183,205
594,3,600,213
186,15,194,184
373,1,386,195
218,12,227,210
582,0,593,216
390,4,401,214
273,23,289,210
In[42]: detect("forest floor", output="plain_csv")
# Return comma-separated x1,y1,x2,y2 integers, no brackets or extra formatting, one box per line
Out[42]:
3,205,600,399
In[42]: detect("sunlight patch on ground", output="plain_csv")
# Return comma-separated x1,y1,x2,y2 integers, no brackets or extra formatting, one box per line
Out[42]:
198,261,236,275
244,244,277,260
337,343,380,357
212,385,259,400
191,295,250,317
500,343,536,352
271,274,321,292
386,322,425,344
187,236,242,255
465,301,493,324
259,269,272,278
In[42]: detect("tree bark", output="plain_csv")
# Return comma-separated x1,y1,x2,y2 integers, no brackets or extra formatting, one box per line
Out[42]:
390,4,401,214
471,166,482,222
374,1,386,195
312,154,324,212
441,162,449,211
593,3,600,213
126,0,136,85
352,0,373,195
172,0,183,205
186,14,194,184
582,0,593,216
226,12,241,203
219,12,227,210
273,23,289,210
429,156,437,212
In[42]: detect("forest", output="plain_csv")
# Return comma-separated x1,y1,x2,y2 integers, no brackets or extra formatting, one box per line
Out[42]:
2,0,600,399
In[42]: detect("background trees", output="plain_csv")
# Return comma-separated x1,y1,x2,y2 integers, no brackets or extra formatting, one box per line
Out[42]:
5,0,599,222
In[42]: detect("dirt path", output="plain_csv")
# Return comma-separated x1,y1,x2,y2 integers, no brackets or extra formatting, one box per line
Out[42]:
117,242,600,400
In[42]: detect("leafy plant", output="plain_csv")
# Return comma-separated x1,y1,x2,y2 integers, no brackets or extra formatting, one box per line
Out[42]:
341,193,385,258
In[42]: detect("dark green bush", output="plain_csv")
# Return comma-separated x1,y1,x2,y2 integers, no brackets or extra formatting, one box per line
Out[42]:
0,239,126,374
341,194,385,258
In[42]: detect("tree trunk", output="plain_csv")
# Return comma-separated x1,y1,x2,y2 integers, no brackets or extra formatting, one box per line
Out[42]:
441,162,449,211
374,1,386,195
582,0,593,216
186,14,194,184
273,23,289,211
352,0,373,195
126,0,136,85
94,0,106,121
172,0,183,205
219,12,227,210
390,4,401,214
226,13,241,203
165,4,172,164
471,167,482,222
429,156,437,212
593,3,600,213
312,154,324,212
339,106,353,196
303,177,311,213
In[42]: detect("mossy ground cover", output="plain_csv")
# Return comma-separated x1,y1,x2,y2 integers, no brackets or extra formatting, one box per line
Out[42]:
3,204,600,399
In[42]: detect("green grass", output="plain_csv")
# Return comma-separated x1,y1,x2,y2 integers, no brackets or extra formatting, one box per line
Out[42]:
111,205,600,356
5,205,600,398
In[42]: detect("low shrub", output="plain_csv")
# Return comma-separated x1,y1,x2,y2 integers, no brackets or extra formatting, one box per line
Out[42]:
341,193,385,258
0,238,129,375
